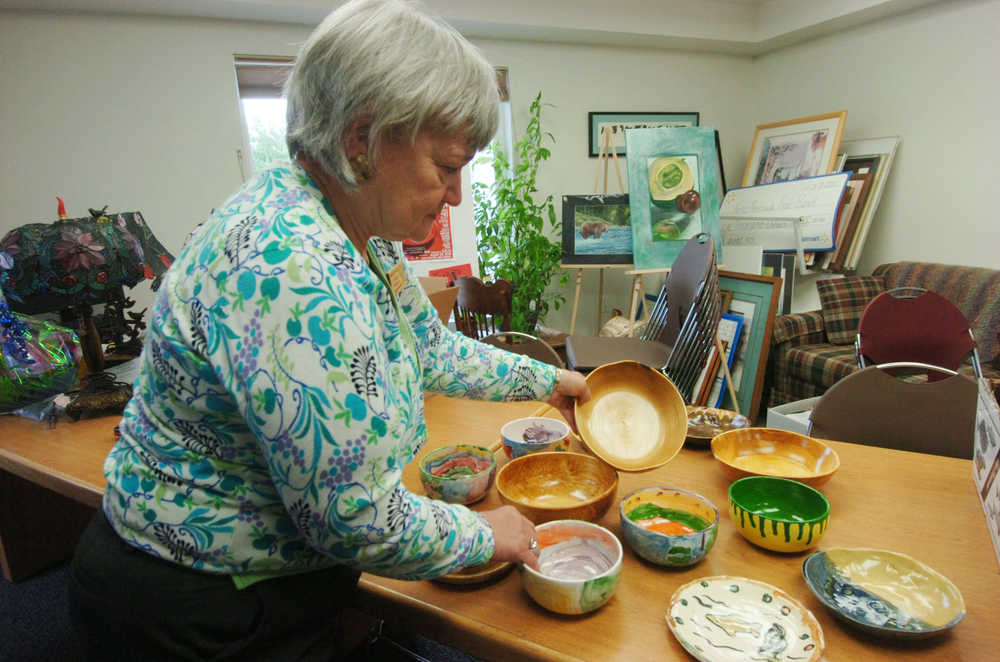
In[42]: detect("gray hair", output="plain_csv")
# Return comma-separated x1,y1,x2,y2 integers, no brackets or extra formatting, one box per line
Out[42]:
285,0,499,188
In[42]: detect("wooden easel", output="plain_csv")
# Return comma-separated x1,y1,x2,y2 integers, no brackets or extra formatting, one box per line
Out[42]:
566,127,644,335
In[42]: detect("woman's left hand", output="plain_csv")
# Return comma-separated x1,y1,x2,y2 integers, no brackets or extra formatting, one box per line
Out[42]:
547,369,591,434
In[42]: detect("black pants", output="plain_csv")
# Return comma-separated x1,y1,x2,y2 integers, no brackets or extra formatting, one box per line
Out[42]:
68,509,361,661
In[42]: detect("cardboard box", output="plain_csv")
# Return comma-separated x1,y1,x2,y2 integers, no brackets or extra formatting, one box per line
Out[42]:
765,396,821,435
418,276,459,325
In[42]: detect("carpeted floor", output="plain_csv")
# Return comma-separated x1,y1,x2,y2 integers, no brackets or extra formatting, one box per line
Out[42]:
1,563,482,662
1,564,84,662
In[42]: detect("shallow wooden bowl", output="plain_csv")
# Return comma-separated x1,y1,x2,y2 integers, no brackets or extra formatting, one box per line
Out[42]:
711,427,841,487
495,452,619,524
574,361,686,472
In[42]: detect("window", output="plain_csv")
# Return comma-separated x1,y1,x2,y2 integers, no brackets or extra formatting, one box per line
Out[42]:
234,57,294,177
470,67,513,196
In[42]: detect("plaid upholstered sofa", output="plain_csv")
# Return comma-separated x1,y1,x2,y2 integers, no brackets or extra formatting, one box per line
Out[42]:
768,261,1000,406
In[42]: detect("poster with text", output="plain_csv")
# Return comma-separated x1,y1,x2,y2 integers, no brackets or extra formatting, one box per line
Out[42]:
403,205,453,260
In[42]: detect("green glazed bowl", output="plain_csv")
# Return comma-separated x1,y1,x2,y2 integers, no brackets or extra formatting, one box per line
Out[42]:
729,476,830,553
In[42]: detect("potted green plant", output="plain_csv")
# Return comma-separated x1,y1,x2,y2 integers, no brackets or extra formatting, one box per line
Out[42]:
472,92,567,334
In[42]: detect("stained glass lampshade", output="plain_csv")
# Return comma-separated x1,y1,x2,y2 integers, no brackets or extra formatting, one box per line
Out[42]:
0,204,174,418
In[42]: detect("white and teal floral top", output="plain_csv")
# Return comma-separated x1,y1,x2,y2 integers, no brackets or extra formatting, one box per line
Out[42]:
103,161,558,581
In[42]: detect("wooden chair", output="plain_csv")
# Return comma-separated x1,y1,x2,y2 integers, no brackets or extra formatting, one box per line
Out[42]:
856,287,983,380
453,276,513,340
808,362,977,459
564,233,720,402
482,331,565,368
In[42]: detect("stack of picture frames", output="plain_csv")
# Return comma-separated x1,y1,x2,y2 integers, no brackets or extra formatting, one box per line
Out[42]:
690,271,781,421
740,110,900,274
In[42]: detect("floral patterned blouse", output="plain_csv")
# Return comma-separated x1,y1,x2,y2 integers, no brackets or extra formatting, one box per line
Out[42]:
103,161,558,581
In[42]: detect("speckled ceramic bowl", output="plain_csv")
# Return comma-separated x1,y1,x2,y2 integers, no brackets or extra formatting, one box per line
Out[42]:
712,427,840,487
496,452,618,524
500,417,572,458
619,487,719,567
520,520,623,615
729,476,829,553
418,444,496,505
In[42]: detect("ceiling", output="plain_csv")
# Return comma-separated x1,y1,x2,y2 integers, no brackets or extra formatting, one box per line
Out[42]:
0,0,945,55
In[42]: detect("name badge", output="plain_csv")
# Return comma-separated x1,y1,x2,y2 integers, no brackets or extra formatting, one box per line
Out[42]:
388,262,407,296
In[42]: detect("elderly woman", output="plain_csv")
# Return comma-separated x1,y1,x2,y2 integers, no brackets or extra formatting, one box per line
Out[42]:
68,0,589,659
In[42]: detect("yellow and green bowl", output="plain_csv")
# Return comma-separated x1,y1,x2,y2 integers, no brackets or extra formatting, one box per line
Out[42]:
728,476,829,553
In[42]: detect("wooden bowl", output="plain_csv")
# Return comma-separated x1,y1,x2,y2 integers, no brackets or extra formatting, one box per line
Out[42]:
574,361,686,471
711,427,841,487
495,452,619,524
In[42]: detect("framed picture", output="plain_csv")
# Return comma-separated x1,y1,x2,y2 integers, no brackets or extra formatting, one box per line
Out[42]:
716,270,782,423
742,111,848,186
837,135,901,271
588,112,699,157
625,126,724,270
561,194,633,265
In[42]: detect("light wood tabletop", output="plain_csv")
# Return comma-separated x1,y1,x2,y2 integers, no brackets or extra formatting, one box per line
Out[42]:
362,394,1000,662
3,396,1000,661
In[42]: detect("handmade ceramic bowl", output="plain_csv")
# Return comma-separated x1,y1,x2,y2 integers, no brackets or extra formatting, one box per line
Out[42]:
418,444,496,505
685,405,750,445
729,476,829,553
711,427,840,487
802,547,965,639
520,520,623,615
574,361,686,472
500,417,571,458
668,575,825,662
496,452,618,524
619,487,719,567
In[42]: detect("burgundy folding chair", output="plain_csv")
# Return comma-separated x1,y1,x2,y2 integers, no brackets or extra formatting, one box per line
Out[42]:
855,287,983,381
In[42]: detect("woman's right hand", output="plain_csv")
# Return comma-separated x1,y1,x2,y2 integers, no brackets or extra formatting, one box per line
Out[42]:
480,505,540,570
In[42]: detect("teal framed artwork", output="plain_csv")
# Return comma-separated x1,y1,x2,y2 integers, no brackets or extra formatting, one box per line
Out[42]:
716,270,781,422
625,127,723,271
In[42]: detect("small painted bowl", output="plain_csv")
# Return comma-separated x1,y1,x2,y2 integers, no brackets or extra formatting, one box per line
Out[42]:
500,417,571,458
419,444,497,505
619,487,719,567
729,476,829,553
520,520,623,615
685,405,750,445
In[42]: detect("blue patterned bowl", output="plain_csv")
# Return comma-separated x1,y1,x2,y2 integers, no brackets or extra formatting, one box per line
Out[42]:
802,548,965,639
419,444,496,505
619,487,719,567
500,417,571,458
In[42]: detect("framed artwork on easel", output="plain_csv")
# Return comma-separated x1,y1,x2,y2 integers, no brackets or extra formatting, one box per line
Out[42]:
561,194,633,265
588,112,699,157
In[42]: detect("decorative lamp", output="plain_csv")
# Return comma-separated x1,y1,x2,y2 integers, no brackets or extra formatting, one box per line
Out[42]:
0,200,174,418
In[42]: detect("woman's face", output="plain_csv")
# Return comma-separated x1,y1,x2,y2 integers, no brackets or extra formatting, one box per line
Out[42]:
370,128,475,243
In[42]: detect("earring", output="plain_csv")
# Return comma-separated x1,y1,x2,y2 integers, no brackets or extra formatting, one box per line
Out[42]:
349,154,373,181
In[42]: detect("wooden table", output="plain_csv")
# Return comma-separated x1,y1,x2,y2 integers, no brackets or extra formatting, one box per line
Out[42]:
2,398,1000,661
366,396,1000,661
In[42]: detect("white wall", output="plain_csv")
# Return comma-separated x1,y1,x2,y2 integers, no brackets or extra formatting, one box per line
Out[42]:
753,0,1000,311
470,38,754,332
2,1,998,328
0,11,309,309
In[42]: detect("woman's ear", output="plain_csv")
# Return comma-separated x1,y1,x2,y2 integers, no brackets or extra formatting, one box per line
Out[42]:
344,117,372,159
